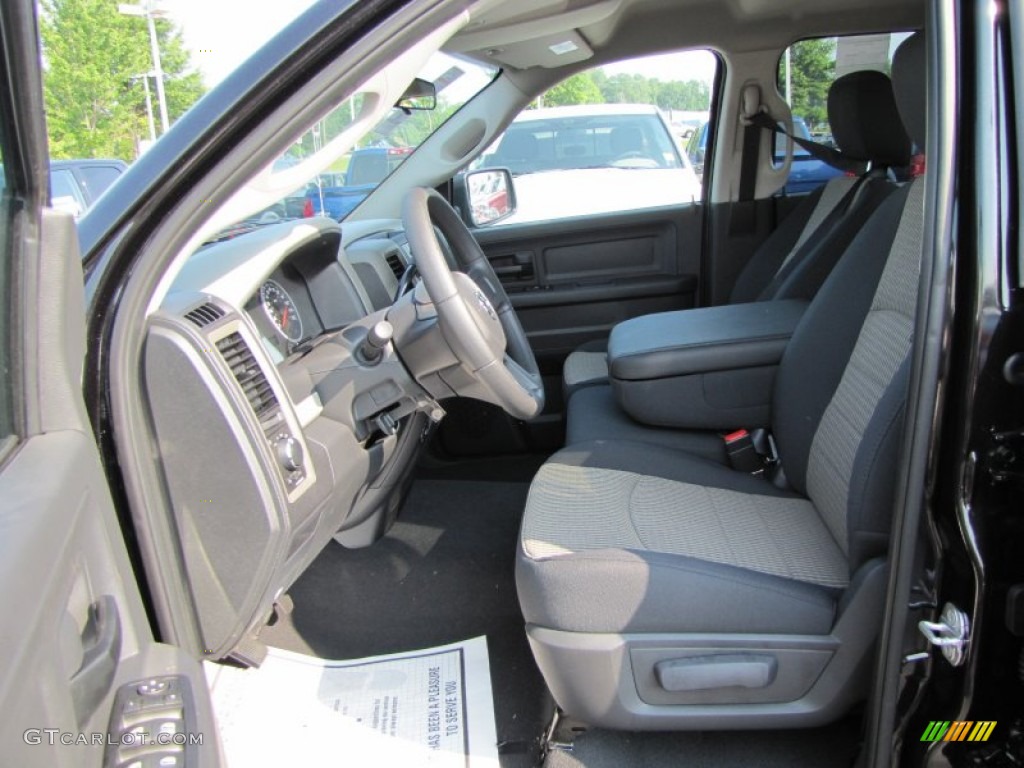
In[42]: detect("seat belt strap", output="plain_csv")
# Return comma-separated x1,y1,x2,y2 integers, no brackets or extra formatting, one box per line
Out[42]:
738,85,762,202
747,111,867,175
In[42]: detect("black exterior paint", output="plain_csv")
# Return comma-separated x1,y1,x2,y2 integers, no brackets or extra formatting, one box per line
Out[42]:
897,1,1024,765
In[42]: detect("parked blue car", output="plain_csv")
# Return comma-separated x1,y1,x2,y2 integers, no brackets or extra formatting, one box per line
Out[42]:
777,116,845,194
304,146,413,219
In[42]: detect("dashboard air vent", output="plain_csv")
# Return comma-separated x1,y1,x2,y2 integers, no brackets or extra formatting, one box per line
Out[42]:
184,303,225,328
216,332,279,422
385,251,405,281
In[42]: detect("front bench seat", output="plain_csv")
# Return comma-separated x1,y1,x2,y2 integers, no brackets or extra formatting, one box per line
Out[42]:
516,32,926,730
562,68,912,400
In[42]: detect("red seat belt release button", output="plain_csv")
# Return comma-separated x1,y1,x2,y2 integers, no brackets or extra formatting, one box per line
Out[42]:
724,429,749,445
723,429,763,474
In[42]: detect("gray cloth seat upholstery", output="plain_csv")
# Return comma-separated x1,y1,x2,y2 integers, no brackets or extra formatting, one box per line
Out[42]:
561,69,912,399
519,441,846,636
517,32,926,729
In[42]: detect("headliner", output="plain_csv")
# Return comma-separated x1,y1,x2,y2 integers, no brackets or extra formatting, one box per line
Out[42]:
448,0,923,72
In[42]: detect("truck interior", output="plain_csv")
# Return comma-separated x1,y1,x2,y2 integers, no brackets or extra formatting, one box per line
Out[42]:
4,0,974,766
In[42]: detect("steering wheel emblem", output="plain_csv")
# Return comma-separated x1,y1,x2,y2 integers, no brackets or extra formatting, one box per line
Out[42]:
474,289,497,321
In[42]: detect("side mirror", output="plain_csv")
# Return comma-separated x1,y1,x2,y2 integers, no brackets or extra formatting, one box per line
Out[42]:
464,168,516,227
396,77,437,111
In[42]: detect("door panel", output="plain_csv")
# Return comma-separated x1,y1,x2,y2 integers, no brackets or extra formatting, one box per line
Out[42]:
0,2,219,764
474,204,704,364
0,433,217,767
511,277,695,357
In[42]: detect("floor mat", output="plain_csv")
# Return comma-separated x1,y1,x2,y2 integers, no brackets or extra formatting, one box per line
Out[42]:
543,718,862,768
207,637,498,767
260,478,553,768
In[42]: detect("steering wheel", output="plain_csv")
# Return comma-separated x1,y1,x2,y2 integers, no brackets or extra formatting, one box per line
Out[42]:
401,187,544,421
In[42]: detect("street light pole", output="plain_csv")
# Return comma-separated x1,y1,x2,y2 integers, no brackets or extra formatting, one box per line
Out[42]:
142,75,155,141
119,2,170,134
784,46,792,105
145,9,169,133
132,72,157,142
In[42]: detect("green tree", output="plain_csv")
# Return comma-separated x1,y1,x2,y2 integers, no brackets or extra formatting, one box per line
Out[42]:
653,80,710,111
594,73,709,110
785,38,836,130
541,72,604,107
598,73,652,104
40,0,205,161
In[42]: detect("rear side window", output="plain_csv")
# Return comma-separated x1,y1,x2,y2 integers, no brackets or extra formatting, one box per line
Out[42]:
474,49,719,227
775,33,913,195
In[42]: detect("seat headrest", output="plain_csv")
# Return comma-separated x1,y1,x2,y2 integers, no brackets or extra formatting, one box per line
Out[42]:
828,70,912,167
892,31,926,148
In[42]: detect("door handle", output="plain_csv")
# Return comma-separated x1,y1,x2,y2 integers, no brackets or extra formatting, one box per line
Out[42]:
489,251,535,282
70,594,122,726
494,265,526,278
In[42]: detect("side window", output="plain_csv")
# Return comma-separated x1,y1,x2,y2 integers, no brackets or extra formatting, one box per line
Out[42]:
0,140,16,452
477,50,718,226
775,33,910,195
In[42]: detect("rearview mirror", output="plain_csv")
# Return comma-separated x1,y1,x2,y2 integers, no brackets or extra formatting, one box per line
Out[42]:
465,168,516,227
396,78,436,111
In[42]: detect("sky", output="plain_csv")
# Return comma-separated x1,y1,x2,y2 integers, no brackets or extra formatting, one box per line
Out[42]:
167,0,317,88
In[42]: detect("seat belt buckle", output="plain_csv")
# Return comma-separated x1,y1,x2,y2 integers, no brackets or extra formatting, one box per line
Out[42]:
723,429,765,475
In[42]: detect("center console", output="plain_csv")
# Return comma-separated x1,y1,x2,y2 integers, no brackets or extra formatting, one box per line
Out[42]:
607,299,808,429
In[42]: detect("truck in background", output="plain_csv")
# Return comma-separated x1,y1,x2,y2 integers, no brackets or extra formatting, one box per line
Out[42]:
303,146,413,219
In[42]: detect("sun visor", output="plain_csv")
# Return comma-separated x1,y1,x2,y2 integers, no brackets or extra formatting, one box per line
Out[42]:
477,30,594,69
449,0,620,69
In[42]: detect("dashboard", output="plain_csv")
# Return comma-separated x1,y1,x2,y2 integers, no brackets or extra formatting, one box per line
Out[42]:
144,216,429,661
236,224,415,361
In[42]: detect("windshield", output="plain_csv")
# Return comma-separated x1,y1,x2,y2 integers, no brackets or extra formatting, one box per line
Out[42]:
202,52,496,243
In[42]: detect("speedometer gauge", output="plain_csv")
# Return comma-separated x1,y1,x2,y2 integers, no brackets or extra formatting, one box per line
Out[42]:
260,280,303,343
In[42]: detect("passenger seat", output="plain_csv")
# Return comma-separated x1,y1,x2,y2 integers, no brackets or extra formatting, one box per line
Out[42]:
516,31,926,731
561,69,913,400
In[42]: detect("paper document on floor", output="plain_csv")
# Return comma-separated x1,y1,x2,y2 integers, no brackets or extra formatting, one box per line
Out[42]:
206,635,499,767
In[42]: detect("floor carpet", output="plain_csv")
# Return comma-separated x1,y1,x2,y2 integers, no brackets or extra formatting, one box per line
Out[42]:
260,476,553,768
